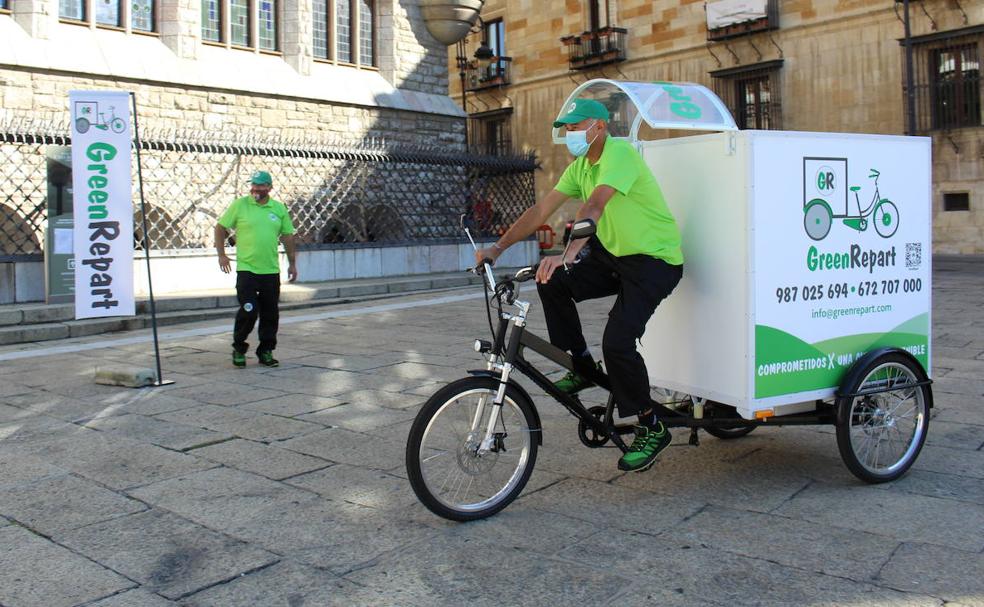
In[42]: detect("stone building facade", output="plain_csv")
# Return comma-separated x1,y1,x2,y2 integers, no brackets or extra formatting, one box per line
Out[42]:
455,0,984,253
1,0,465,144
0,1,548,303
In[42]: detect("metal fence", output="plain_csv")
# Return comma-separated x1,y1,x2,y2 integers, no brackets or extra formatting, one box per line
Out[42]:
0,117,538,260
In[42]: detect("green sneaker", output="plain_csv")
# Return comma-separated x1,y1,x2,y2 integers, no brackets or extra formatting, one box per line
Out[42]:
232,350,246,368
618,422,671,472
257,351,279,367
554,360,602,394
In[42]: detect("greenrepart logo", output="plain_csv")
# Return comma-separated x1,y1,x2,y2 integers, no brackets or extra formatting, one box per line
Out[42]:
807,244,897,274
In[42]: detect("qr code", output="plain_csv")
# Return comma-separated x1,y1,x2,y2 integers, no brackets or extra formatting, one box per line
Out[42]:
905,243,921,269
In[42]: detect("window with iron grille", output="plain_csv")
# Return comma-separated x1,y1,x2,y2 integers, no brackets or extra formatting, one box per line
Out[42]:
906,27,983,132
312,0,375,67
470,109,513,156
60,0,156,30
711,60,783,130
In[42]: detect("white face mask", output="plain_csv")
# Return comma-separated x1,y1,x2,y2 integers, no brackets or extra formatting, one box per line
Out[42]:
565,121,599,157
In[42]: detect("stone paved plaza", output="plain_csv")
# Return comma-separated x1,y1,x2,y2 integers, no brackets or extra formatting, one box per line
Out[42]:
1,259,983,606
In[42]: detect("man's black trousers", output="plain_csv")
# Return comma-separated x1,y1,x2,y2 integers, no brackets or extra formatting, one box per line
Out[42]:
233,271,281,354
536,240,682,418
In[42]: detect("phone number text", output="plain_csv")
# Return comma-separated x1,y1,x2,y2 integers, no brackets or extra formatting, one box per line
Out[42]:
776,278,922,304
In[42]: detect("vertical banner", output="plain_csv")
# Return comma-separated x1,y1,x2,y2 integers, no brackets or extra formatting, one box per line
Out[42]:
70,90,135,318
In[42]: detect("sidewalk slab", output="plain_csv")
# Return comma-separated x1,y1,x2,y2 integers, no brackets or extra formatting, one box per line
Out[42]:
56,509,278,601
0,526,134,607
0,473,147,534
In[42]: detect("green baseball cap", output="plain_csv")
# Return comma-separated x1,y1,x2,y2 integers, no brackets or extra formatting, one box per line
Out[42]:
553,98,610,128
250,170,273,185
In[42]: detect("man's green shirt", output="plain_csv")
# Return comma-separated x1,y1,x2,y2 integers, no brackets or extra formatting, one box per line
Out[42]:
219,196,295,275
555,137,683,265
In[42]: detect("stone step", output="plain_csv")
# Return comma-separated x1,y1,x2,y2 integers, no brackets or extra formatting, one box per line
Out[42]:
0,270,492,346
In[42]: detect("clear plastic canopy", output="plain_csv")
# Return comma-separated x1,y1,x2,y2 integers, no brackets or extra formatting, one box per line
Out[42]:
552,79,738,144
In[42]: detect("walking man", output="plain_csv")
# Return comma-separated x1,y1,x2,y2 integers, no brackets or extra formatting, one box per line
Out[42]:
215,170,297,368
475,99,683,472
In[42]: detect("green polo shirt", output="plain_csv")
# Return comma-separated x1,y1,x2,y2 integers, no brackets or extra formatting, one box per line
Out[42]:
219,196,295,275
555,137,683,265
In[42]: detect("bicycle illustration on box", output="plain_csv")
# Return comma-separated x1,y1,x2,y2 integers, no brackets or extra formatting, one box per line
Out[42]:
73,101,126,135
803,157,899,241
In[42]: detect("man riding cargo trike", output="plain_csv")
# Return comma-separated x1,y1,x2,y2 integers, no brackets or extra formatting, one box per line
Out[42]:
405,80,934,522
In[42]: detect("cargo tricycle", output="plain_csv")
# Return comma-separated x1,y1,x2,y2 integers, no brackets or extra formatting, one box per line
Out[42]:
406,80,933,522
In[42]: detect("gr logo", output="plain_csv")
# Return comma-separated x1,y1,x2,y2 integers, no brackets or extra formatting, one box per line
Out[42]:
803,157,847,205
815,166,836,194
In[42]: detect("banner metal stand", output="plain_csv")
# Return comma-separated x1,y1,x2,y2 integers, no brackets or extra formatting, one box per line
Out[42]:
130,92,174,387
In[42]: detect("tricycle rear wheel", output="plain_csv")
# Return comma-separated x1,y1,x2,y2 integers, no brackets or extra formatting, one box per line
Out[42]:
835,351,930,483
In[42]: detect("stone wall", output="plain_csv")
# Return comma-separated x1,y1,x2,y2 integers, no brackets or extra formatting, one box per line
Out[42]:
460,0,984,253
0,69,464,147
381,0,451,95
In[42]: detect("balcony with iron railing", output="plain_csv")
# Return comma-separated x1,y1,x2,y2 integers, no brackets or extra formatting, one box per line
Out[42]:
560,27,627,71
705,0,778,41
465,56,513,92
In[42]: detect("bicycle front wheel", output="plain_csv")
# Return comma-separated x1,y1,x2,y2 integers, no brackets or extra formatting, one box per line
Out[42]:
406,376,539,521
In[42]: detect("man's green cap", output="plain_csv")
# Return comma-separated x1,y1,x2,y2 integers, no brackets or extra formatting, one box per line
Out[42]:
250,170,273,185
553,98,610,128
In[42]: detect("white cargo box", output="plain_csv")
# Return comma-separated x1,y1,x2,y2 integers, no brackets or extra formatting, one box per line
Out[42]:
555,80,932,419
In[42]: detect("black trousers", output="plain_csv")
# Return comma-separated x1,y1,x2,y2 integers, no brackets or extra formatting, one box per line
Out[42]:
233,271,281,354
536,239,682,418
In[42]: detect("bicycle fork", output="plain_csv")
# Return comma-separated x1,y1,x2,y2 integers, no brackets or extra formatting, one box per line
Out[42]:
472,365,511,454
471,306,530,455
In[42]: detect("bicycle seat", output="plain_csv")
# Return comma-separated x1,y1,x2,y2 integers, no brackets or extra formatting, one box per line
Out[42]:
850,186,861,192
